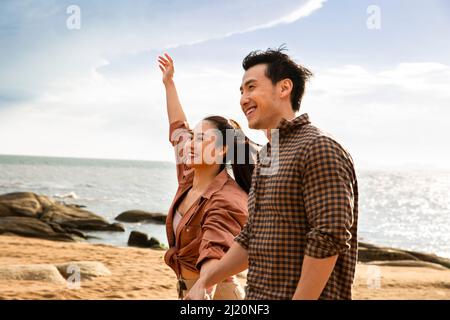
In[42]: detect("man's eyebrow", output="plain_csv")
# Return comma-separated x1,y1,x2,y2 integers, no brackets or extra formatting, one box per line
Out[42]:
239,79,257,91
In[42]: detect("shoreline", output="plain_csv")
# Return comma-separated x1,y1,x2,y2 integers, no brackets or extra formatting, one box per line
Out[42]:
1,235,449,300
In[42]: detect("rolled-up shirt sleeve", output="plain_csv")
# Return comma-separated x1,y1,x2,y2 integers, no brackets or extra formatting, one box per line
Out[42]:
303,136,356,259
196,199,247,270
169,120,193,183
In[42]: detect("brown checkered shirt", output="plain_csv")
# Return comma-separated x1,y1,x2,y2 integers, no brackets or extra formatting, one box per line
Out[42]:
235,113,358,300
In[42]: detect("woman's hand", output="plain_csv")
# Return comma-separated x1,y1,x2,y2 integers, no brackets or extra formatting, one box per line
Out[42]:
158,53,175,85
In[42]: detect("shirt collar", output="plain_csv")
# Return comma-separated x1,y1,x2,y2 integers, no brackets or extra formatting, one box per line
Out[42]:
201,168,229,199
276,113,311,133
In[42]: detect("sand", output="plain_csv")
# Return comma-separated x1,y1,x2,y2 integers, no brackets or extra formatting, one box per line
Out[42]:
0,235,449,300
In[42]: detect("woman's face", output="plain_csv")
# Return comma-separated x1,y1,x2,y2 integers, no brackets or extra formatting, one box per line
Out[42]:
185,120,225,168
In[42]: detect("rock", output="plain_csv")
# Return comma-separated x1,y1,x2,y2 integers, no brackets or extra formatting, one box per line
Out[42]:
365,260,448,271
55,261,111,280
0,264,66,285
357,241,450,270
0,191,125,242
41,203,125,232
128,231,149,247
35,194,56,211
0,192,43,218
115,210,166,224
403,250,450,269
0,216,84,242
358,247,420,262
0,203,13,217
127,231,165,249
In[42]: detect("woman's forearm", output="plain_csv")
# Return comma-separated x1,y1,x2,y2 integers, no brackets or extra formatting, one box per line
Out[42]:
164,79,188,125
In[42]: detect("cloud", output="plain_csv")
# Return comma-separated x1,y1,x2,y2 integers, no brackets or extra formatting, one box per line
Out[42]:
226,0,326,35
302,62,450,169
1,1,449,169
168,0,327,48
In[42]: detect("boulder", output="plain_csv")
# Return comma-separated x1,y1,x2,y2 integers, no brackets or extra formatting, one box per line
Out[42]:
0,192,43,218
41,203,124,232
0,216,84,242
403,250,450,269
127,231,165,249
0,264,66,285
365,260,448,271
358,247,419,262
0,192,125,242
358,241,450,270
0,203,13,217
115,210,166,224
55,261,111,280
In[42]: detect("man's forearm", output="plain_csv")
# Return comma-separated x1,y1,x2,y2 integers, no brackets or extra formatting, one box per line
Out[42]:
200,242,249,288
292,254,338,300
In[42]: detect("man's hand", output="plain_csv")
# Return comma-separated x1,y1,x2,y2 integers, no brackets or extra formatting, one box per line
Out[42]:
158,53,174,85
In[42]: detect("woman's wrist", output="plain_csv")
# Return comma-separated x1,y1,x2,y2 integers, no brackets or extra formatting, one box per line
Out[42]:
163,78,175,87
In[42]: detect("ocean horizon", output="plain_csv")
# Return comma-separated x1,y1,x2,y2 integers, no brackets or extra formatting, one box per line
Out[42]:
1,153,449,259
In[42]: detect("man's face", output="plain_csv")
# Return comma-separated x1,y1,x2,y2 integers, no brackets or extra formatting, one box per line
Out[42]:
240,64,279,129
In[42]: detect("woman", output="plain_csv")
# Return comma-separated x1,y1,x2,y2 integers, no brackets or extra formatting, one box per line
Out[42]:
158,53,257,300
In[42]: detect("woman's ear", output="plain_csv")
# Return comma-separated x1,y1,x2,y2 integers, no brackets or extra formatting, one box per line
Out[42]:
221,144,229,158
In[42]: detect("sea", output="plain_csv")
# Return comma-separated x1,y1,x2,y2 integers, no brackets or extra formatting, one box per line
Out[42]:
0,154,449,258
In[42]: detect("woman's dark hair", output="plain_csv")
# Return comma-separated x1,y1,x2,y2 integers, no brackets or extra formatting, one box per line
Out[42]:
203,116,259,194
242,45,313,112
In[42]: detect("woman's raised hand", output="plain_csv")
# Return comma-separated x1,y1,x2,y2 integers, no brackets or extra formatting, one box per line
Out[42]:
158,53,174,85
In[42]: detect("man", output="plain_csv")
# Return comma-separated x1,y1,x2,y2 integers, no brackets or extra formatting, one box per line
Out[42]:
186,47,358,300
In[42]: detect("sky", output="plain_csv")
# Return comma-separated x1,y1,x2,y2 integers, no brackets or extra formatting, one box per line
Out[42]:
1,0,449,170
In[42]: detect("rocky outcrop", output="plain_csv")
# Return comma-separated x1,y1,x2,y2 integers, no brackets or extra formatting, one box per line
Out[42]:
358,242,450,270
0,216,84,242
128,231,166,249
115,210,166,224
0,192,124,242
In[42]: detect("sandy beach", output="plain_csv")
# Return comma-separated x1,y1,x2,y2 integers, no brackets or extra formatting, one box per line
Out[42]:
0,235,449,300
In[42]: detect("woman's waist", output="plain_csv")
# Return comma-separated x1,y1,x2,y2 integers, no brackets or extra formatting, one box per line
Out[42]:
179,265,235,283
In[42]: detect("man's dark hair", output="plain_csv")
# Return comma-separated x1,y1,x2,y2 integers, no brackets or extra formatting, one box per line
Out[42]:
242,45,313,112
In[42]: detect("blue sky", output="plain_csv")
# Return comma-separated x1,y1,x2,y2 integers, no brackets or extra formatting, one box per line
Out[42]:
1,0,449,169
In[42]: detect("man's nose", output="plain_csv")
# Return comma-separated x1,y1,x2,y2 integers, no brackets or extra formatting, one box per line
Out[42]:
240,94,250,110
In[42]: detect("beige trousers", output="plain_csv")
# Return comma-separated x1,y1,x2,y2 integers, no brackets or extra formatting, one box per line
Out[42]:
179,276,245,300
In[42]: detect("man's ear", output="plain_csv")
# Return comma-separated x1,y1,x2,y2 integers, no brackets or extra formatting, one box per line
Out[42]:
279,78,293,99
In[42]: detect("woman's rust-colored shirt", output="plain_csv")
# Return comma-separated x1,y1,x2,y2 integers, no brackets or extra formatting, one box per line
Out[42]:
164,120,248,277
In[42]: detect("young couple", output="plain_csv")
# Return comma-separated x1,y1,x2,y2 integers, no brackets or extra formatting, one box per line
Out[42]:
158,47,358,300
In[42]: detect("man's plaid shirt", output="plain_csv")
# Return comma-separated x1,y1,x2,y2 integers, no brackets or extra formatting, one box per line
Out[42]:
235,113,358,300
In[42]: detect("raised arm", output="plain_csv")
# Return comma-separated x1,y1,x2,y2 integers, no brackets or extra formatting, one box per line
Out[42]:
158,53,193,183
158,53,188,125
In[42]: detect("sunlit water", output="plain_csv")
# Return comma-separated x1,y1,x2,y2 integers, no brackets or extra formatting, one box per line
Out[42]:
1,155,449,258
